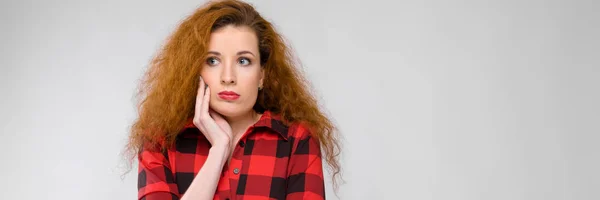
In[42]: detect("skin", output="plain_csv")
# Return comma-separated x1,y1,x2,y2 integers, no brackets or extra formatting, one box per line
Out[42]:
181,25,264,200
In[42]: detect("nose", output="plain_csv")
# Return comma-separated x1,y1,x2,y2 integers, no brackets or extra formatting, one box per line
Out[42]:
220,61,236,85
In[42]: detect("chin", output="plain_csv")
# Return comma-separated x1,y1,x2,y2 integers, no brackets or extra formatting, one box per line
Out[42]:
210,101,253,118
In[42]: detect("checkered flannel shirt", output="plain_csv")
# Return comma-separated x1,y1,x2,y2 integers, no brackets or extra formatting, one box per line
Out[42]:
137,110,326,200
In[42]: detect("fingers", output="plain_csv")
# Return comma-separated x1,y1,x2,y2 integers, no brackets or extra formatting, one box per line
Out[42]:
209,108,225,122
201,85,211,119
194,76,209,135
195,76,205,114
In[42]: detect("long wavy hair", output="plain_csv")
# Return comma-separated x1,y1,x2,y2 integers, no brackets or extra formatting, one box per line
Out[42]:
125,0,342,191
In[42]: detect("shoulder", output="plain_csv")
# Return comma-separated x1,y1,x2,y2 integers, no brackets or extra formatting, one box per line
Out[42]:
287,121,314,140
283,120,323,154
262,111,314,141
265,110,314,140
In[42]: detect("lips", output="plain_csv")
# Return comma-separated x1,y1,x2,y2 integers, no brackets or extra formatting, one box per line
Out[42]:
218,91,240,101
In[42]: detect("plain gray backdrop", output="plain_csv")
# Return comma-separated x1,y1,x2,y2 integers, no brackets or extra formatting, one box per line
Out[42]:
1,0,598,199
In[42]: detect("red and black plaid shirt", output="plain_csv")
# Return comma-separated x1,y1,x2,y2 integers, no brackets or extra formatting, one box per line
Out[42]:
137,110,325,200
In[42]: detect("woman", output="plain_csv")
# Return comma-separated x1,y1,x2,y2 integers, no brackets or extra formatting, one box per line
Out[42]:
126,0,341,199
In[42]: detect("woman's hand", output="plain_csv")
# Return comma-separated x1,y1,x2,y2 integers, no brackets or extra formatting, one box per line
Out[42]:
193,76,233,150
179,77,233,200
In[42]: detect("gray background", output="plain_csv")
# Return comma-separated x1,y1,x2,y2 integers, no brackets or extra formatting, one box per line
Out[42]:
1,0,598,199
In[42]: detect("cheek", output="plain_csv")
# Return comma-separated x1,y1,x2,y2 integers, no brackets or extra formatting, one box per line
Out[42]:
238,79,260,101
242,77,261,93
200,71,218,86
240,82,257,97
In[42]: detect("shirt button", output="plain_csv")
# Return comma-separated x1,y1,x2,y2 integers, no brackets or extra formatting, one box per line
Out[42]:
233,168,240,174
239,141,245,147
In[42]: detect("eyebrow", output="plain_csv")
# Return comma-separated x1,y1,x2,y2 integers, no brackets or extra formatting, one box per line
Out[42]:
207,51,255,57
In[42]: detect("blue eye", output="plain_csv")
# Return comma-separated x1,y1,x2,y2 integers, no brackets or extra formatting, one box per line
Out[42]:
206,57,220,66
239,57,251,66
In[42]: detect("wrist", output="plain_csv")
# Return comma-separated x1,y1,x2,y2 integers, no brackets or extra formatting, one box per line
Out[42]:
209,145,230,166
212,138,231,149
209,143,230,156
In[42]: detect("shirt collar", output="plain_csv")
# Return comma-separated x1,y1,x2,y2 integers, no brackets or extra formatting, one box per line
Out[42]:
182,110,290,141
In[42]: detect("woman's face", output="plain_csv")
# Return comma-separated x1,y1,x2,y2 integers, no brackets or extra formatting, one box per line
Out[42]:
201,25,264,118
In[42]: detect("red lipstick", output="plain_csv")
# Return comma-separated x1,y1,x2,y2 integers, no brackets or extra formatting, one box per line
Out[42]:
218,91,240,101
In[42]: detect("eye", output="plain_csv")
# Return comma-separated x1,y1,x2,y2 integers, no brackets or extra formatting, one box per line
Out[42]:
206,57,220,66
238,57,251,66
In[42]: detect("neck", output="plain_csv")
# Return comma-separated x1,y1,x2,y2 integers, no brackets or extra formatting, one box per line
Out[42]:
225,110,261,140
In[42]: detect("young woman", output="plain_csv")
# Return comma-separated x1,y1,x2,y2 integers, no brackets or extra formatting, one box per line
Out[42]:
126,0,341,199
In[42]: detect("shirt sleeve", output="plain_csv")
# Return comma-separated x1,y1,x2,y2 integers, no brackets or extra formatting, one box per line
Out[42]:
286,130,326,200
137,144,180,200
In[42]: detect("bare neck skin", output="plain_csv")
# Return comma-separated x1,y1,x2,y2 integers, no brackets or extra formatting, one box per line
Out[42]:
225,110,262,143
224,110,261,165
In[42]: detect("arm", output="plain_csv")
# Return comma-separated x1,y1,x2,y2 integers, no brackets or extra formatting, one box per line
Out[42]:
137,146,180,200
137,142,229,200
286,133,326,200
181,77,233,200
180,144,229,200
138,77,232,200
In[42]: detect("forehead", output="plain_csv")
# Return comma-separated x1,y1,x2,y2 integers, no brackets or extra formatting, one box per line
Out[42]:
208,25,259,53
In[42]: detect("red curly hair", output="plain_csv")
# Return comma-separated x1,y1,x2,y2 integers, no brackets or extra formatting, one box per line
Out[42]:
125,0,342,191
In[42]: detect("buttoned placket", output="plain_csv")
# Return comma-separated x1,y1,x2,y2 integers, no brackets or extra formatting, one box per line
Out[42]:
224,126,255,200
230,139,244,175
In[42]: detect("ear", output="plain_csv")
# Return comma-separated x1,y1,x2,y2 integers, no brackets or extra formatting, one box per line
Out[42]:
259,68,265,88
